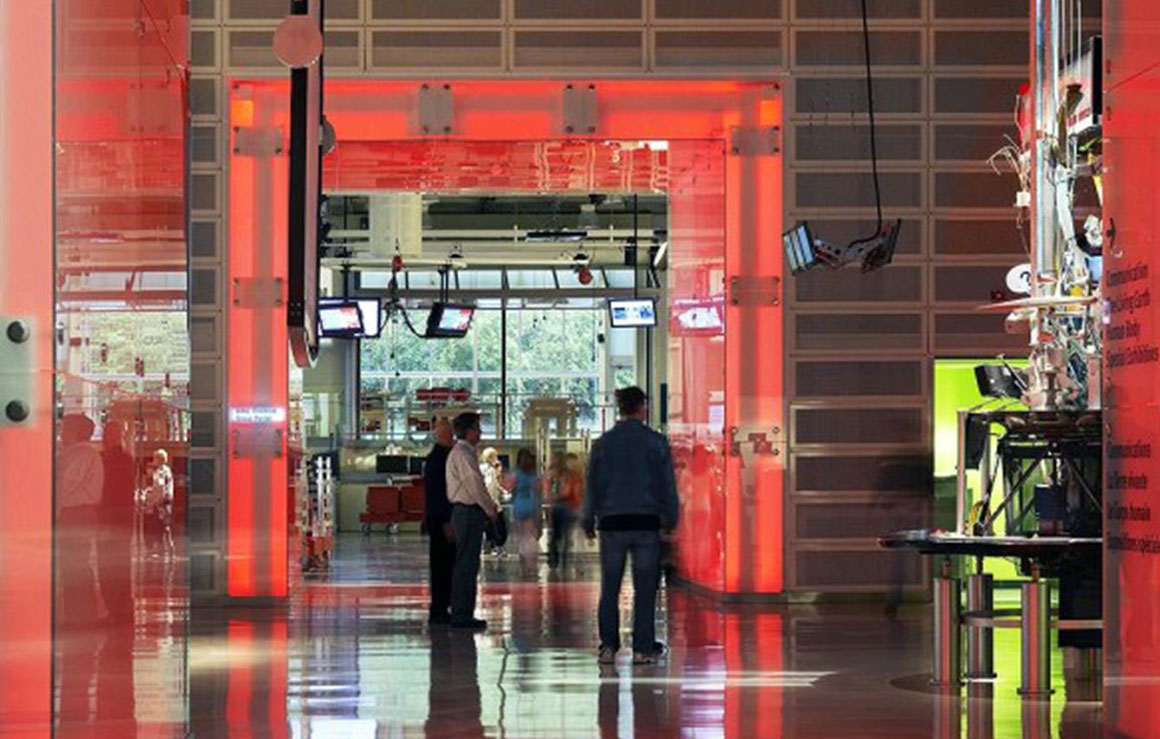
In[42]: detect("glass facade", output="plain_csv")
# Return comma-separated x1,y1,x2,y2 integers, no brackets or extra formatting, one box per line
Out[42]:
358,298,640,440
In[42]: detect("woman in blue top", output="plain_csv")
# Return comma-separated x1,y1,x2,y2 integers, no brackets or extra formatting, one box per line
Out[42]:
511,448,542,572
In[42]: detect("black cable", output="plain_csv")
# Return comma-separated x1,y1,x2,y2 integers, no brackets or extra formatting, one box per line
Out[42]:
859,0,884,234
387,273,426,338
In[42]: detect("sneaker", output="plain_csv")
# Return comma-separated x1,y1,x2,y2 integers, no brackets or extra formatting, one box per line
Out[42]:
598,646,617,665
632,651,656,665
450,618,488,631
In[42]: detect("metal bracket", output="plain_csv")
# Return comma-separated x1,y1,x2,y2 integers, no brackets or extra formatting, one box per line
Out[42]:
0,317,34,427
233,125,284,157
562,83,598,135
231,427,284,459
729,275,781,306
418,84,454,135
730,125,781,156
729,425,782,458
232,277,284,308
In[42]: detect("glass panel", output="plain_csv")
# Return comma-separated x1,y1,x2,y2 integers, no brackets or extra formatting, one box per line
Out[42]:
456,270,503,289
603,269,637,288
406,271,443,290
359,271,392,290
507,269,558,289
360,310,503,440
505,308,608,436
53,1,190,734
666,141,728,593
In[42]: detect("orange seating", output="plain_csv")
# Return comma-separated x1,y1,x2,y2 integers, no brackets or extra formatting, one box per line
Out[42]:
360,480,426,533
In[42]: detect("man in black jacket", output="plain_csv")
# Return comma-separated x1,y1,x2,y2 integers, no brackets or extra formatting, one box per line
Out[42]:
584,387,680,665
425,418,456,625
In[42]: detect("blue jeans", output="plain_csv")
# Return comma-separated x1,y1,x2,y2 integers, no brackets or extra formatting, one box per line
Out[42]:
598,529,661,652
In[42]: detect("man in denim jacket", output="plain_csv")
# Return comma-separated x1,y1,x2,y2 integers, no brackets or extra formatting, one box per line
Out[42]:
584,386,679,665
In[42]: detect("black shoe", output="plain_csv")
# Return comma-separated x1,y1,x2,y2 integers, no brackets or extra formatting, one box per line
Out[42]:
428,613,451,626
450,618,488,631
636,641,666,657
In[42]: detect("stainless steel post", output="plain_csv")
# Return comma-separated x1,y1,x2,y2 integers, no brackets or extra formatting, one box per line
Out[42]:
1019,575,1053,697
932,561,961,688
966,572,995,679
933,693,961,739
956,410,968,534
966,682,995,739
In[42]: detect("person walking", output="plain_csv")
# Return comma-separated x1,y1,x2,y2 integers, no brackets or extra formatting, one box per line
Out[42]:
510,448,542,573
479,447,510,558
424,418,456,625
446,412,499,630
583,387,679,665
546,453,584,569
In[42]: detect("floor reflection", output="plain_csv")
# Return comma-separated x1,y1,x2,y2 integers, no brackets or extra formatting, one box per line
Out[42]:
54,414,188,738
180,534,1108,738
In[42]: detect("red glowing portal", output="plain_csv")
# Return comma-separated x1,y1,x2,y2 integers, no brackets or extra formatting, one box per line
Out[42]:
228,80,784,598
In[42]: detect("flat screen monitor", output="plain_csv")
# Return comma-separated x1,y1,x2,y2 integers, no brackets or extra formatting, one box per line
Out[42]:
318,297,381,339
425,302,475,338
609,298,657,328
317,301,364,338
783,222,817,275
376,454,410,475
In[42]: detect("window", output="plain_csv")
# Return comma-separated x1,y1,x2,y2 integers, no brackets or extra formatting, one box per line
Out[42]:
358,299,642,440
360,308,502,438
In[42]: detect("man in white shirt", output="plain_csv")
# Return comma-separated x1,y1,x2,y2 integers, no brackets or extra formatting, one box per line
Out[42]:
446,412,498,630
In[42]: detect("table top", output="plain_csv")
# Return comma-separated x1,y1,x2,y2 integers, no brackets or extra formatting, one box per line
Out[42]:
879,529,1101,557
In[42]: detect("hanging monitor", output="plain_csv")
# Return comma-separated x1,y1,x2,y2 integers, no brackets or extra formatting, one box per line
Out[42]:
317,301,364,338
609,298,657,328
426,302,475,338
783,222,818,275
318,297,381,339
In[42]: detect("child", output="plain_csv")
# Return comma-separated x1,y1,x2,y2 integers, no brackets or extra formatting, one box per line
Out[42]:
146,449,174,558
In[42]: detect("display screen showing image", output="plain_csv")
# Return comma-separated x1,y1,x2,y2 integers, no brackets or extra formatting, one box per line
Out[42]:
609,299,657,328
425,302,475,338
319,297,381,339
318,303,365,336
783,222,817,275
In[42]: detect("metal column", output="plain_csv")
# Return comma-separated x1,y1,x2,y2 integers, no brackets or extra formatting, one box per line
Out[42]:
966,572,996,679
966,682,995,739
1019,575,1053,697
932,561,961,688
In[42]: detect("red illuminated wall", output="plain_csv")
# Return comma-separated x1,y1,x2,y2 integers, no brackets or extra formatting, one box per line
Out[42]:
1102,0,1160,732
0,3,54,732
228,80,783,597
228,86,291,599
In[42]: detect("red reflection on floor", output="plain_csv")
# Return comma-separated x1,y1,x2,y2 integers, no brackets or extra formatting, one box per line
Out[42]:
176,534,1108,738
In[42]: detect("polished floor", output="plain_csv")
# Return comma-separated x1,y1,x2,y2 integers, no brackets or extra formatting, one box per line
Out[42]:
47,532,1113,738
